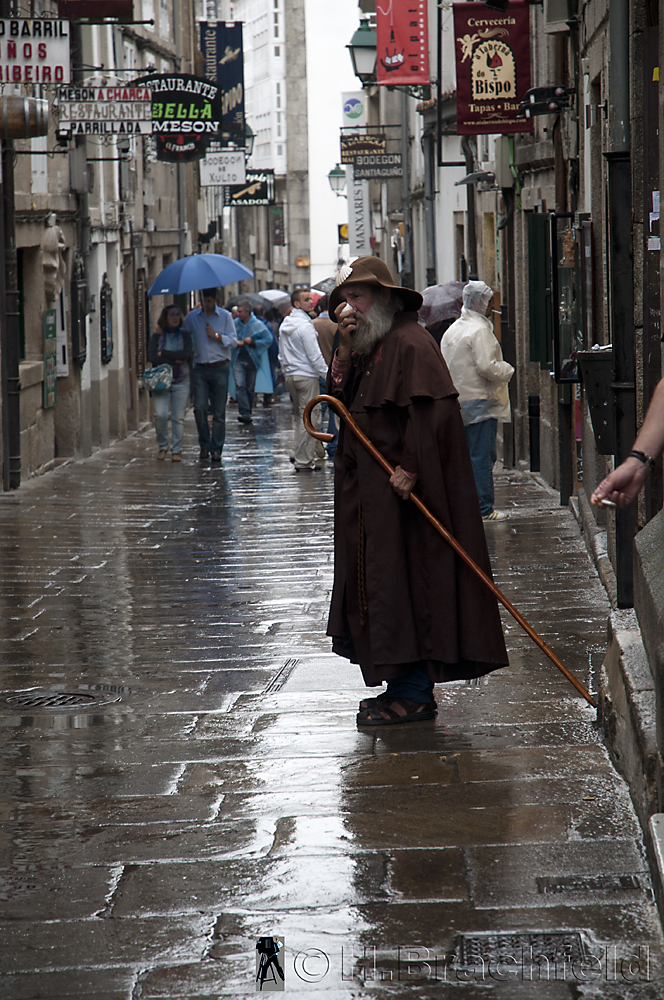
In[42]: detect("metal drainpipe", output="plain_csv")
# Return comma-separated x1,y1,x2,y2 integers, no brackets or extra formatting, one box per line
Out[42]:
173,0,186,259
0,142,9,490
461,135,478,279
606,0,636,608
423,128,437,287
400,89,414,289
1,140,20,490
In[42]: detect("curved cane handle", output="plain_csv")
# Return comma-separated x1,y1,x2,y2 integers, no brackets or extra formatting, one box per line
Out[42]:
302,394,596,708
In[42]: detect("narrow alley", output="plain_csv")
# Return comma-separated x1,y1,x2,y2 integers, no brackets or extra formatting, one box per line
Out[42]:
1,399,662,998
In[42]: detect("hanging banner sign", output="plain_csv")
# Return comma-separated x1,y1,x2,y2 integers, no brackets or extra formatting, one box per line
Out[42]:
43,309,57,409
200,21,245,146
56,84,152,136
376,0,429,86
347,165,372,256
0,19,70,84
224,169,275,206
453,1,533,135
57,0,134,21
340,132,386,164
341,91,366,129
200,149,246,186
135,73,222,162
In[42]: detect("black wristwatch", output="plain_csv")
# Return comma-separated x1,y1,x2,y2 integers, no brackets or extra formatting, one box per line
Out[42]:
628,449,656,471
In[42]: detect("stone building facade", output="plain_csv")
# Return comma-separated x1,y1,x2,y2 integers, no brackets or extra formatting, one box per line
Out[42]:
1,0,200,484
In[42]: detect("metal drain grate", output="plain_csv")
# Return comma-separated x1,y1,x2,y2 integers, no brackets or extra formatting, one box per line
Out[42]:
6,692,98,709
263,658,300,695
455,932,586,968
510,564,569,571
538,874,641,894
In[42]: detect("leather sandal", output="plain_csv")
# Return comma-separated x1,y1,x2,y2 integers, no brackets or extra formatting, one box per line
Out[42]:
356,697,437,727
358,692,438,713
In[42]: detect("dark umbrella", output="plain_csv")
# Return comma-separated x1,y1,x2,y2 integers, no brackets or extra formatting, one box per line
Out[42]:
147,253,253,296
225,292,272,310
312,276,336,294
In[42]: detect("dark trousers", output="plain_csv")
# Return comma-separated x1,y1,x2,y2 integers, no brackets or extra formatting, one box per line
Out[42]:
193,364,229,453
234,357,257,418
385,666,435,703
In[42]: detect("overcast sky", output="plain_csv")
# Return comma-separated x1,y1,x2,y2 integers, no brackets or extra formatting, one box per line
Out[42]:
305,0,360,285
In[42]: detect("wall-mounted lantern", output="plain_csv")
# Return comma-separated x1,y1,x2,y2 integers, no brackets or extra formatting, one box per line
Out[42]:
100,273,113,365
347,19,377,86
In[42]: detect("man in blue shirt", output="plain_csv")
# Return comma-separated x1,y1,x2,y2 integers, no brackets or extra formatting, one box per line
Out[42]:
232,300,274,423
184,287,237,461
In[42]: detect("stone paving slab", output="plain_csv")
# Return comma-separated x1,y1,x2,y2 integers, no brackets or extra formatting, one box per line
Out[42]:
0,407,663,996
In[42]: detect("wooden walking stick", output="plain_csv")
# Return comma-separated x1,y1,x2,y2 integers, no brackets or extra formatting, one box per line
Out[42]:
304,394,596,709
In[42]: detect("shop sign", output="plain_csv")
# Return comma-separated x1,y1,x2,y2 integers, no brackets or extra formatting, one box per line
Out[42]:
340,132,385,164
376,0,429,86
200,21,245,146
57,0,134,20
341,91,365,129
200,149,246,186
224,169,275,206
0,19,70,83
56,84,152,136
135,73,222,162
43,309,57,408
352,152,402,180
453,1,532,135
338,223,349,244
347,165,371,257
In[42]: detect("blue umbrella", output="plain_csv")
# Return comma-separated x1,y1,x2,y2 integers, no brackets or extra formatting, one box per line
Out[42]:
147,253,253,296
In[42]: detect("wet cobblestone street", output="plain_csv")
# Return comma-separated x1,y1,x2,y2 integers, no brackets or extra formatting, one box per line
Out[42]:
1,399,663,998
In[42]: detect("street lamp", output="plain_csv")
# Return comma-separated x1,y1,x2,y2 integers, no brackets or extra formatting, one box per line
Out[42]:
347,18,377,85
328,164,347,197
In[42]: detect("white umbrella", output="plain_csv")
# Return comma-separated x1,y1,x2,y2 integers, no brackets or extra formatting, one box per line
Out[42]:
261,289,291,303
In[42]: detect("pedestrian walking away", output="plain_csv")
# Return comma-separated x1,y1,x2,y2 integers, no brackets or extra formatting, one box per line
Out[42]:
184,287,237,461
327,256,509,726
441,280,514,522
278,288,329,471
230,299,274,424
147,304,193,462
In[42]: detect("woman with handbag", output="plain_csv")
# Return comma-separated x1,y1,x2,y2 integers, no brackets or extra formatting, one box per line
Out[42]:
147,305,194,461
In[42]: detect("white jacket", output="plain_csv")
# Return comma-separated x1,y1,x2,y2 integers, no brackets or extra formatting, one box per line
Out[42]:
278,308,328,379
441,306,514,424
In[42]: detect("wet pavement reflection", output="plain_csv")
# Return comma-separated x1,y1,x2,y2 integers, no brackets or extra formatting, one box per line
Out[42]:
0,401,662,998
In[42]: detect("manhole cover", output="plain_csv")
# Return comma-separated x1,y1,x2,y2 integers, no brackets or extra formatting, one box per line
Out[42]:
455,932,586,967
4,691,120,710
538,874,641,894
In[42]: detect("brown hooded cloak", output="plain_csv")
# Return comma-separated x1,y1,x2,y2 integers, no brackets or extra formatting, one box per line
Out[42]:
327,311,509,686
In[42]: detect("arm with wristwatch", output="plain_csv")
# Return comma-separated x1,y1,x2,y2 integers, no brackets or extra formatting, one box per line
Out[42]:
591,378,664,509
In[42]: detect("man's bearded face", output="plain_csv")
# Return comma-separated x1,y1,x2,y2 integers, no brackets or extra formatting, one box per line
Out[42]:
350,288,397,355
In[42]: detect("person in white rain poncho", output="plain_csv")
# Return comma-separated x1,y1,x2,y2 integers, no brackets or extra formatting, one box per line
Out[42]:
441,280,514,522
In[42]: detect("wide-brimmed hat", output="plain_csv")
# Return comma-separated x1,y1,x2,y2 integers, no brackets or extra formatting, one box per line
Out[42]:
328,256,423,316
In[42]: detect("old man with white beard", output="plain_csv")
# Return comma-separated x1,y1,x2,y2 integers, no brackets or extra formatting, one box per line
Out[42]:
326,257,508,726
